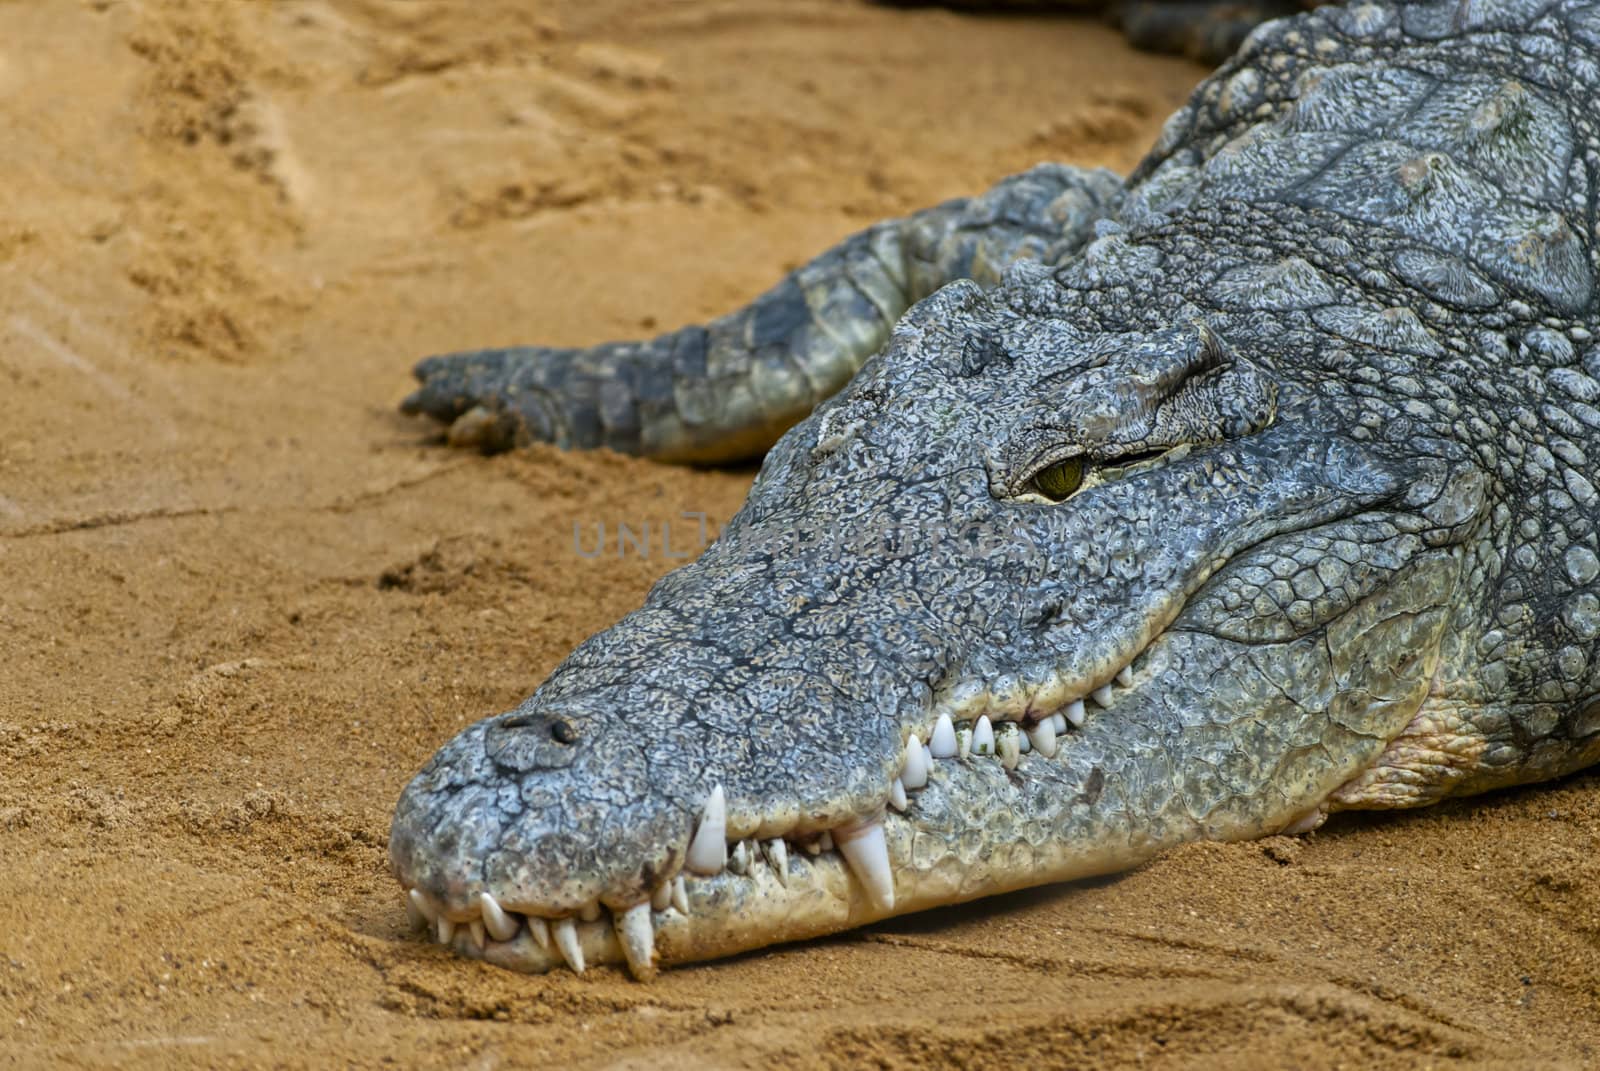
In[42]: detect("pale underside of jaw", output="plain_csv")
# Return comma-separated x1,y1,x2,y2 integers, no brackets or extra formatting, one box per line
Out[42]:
399,644,1164,981
407,782,1157,982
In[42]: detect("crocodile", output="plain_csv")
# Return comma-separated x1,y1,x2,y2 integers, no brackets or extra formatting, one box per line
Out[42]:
389,0,1600,980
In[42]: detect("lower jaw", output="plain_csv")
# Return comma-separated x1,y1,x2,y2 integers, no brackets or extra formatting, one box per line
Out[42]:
449,785,1159,977
423,742,1280,978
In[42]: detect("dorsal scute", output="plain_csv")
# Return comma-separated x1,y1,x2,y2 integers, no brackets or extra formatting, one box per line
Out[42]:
1398,0,1564,39
1134,0,1599,321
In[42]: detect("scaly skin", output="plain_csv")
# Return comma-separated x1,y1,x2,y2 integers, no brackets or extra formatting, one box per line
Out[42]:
390,0,1600,980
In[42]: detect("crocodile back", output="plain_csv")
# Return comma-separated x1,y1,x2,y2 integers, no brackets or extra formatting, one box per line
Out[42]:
1130,0,1600,322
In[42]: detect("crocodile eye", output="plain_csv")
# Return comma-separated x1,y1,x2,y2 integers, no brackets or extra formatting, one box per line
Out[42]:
550,719,578,745
1031,457,1085,502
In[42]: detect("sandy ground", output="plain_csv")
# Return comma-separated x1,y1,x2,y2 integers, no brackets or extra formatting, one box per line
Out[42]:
3,1,1600,1067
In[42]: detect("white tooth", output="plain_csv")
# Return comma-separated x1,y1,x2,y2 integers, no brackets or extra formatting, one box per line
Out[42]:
929,713,958,758
819,831,834,852
480,892,519,943
889,778,908,812
527,916,551,953
405,892,428,931
671,876,690,915
764,838,789,886
997,725,1021,769
436,916,456,945
1029,717,1058,758
901,733,929,788
1064,699,1086,727
1117,665,1134,687
973,715,995,756
1282,808,1326,835
1051,712,1068,734
834,818,895,912
552,917,585,974
1017,728,1031,754
651,882,673,913
578,901,601,923
803,838,822,855
1091,684,1113,707
686,785,728,875
408,888,438,925
728,840,750,875
956,726,972,759
468,919,486,951
614,902,658,981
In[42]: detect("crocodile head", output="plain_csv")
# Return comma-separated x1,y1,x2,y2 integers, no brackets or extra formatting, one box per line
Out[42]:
389,265,1491,979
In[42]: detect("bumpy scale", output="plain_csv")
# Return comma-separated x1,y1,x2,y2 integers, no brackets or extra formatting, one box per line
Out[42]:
390,0,1600,978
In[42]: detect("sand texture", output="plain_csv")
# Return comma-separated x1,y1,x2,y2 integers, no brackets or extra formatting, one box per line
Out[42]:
3,1,1599,1067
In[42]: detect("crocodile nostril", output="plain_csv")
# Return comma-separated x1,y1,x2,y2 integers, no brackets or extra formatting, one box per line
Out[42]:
497,713,579,744
485,711,583,771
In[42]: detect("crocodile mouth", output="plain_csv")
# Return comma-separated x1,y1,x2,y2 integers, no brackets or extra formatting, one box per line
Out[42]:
391,425,1432,979
394,640,1155,980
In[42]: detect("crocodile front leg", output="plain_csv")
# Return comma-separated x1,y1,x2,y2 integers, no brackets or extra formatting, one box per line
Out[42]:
400,163,1122,464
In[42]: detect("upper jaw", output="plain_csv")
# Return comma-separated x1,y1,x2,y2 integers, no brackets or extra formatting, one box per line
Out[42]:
385,580,1148,959
390,634,1161,979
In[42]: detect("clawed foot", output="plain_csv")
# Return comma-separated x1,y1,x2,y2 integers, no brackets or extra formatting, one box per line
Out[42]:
401,348,572,453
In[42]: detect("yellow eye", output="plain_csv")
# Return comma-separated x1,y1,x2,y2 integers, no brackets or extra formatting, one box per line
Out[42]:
1031,457,1084,502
